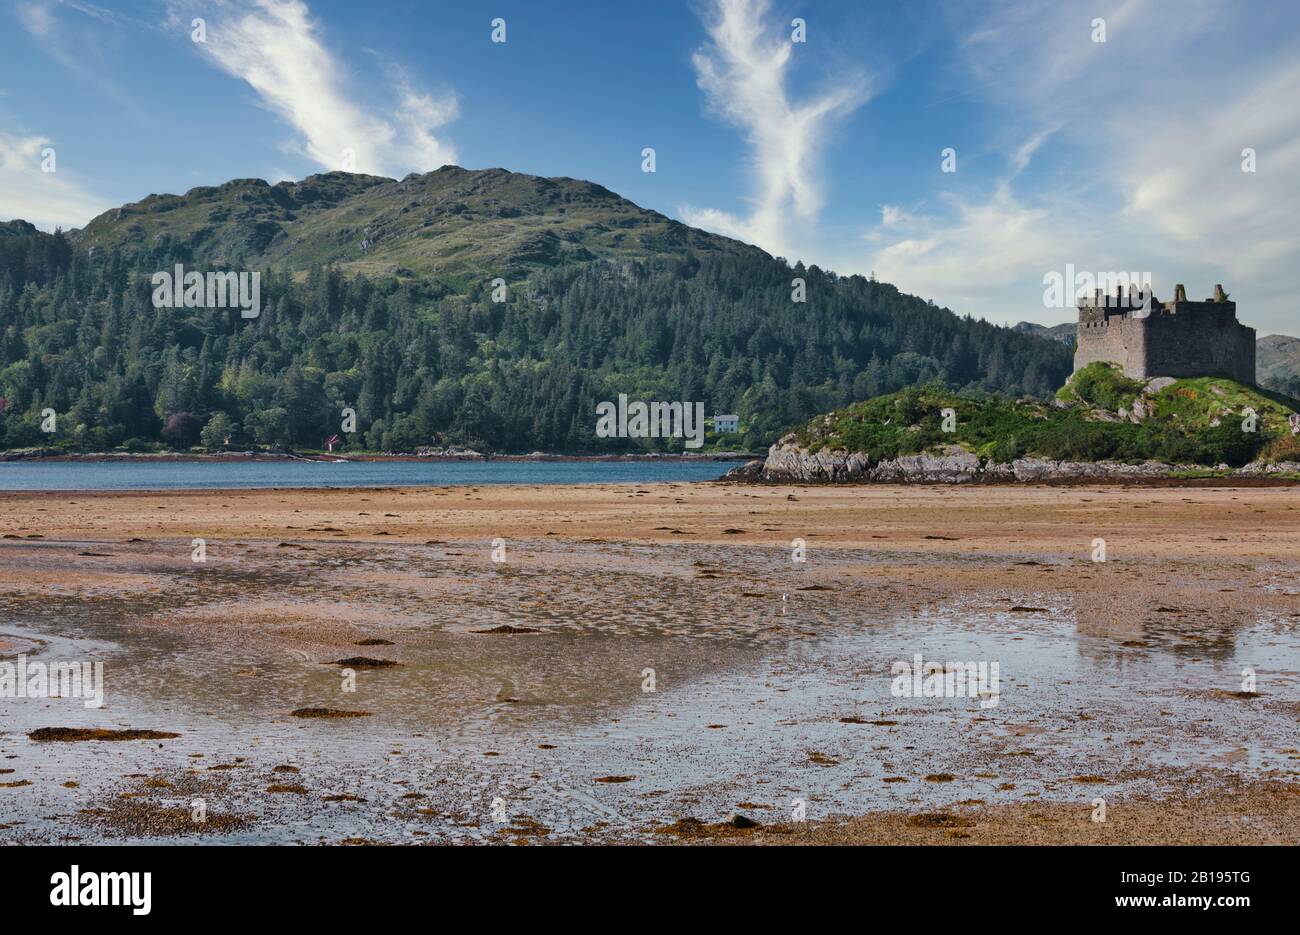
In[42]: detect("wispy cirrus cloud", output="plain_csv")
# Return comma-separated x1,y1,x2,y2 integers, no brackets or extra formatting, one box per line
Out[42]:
865,177,1077,310
858,120,1074,308
0,131,111,229
16,0,147,114
1119,59,1300,277
186,0,458,177
16,2,55,38
679,0,871,259
863,0,1300,333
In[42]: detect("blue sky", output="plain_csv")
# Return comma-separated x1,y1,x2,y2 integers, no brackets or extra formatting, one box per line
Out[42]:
2,0,1298,335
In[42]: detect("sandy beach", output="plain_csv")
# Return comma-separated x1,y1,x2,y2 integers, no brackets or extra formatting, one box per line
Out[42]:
5,480,1300,555
2,482,1298,844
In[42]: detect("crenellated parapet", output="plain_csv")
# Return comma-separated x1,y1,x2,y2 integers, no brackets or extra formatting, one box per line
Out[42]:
1073,284,1255,384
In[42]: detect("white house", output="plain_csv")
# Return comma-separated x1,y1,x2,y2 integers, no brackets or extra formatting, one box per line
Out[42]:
713,414,740,433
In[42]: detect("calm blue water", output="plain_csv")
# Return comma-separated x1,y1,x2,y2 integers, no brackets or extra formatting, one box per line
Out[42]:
0,458,736,491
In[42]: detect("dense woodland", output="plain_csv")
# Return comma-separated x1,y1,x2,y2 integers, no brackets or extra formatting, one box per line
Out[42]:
0,220,1071,453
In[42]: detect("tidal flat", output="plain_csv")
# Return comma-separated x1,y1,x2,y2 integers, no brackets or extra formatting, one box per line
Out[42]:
1,483,1298,844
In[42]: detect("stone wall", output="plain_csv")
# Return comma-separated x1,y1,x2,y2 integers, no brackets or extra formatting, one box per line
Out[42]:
1074,315,1147,378
1141,305,1255,384
1074,301,1255,384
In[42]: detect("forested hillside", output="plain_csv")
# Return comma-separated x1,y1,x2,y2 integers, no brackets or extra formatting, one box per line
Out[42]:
0,169,1072,453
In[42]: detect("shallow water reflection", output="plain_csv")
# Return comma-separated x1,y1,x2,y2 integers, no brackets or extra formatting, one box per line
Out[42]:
2,537,1297,843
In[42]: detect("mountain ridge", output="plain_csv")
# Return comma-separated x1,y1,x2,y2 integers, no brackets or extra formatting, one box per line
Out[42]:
1257,333,1300,397
1013,321,1075,344
69,165,760,291
1,166,1074,453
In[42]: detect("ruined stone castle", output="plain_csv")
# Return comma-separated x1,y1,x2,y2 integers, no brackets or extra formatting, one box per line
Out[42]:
1074,283,1255,384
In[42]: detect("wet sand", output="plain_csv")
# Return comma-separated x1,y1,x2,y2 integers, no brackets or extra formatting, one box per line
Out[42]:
1,483,1298,844
4,482,1300,559
680,781,1300,845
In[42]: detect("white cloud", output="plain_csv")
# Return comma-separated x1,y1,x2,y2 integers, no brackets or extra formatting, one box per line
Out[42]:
679,0,870,258
861,0,1300,333
1009,125,1060,176
16,0,159,120
193,0,457,177
1118,59,1300,278
865,181,1077,312
859,114,1093,318
17,2,55,38
0,131,111,230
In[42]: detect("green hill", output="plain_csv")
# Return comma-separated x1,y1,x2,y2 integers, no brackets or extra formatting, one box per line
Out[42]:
1,167,1072,454
72,167,751,292
792,362,1300,469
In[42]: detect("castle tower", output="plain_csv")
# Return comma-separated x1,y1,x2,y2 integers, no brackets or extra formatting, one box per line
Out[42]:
1073,284,1255,384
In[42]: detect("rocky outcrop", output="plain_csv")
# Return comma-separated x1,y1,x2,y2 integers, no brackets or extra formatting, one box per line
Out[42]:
758,438,873,482
1006,458,1189,481
862,446,1002,483
1236,460,1300,476
721,459,765,481
746,436,1299,484
757,439,998,483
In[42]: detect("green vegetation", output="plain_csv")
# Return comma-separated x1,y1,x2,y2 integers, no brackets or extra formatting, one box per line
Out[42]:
73,168,744,285
795,363,1300,468
0,168,1071,454
1055,361,1145,410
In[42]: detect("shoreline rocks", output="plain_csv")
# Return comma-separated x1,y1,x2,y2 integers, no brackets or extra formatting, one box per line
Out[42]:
731,436,1300,485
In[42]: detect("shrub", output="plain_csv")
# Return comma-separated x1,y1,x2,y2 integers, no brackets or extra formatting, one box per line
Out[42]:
200,412,235,449
1064,362,1145,411
161,412,202,449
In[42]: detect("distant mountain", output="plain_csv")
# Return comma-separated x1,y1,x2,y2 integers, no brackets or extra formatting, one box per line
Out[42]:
0,219,39,239
1013,321,1076,345
1,167,1073,454
72,167,750,292
1257,334,1300,397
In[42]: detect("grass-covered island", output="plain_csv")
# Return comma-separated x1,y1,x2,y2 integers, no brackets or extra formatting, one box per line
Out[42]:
743,363,1300,483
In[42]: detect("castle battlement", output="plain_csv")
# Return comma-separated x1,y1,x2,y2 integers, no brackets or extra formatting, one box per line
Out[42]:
1073,284,1255,384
